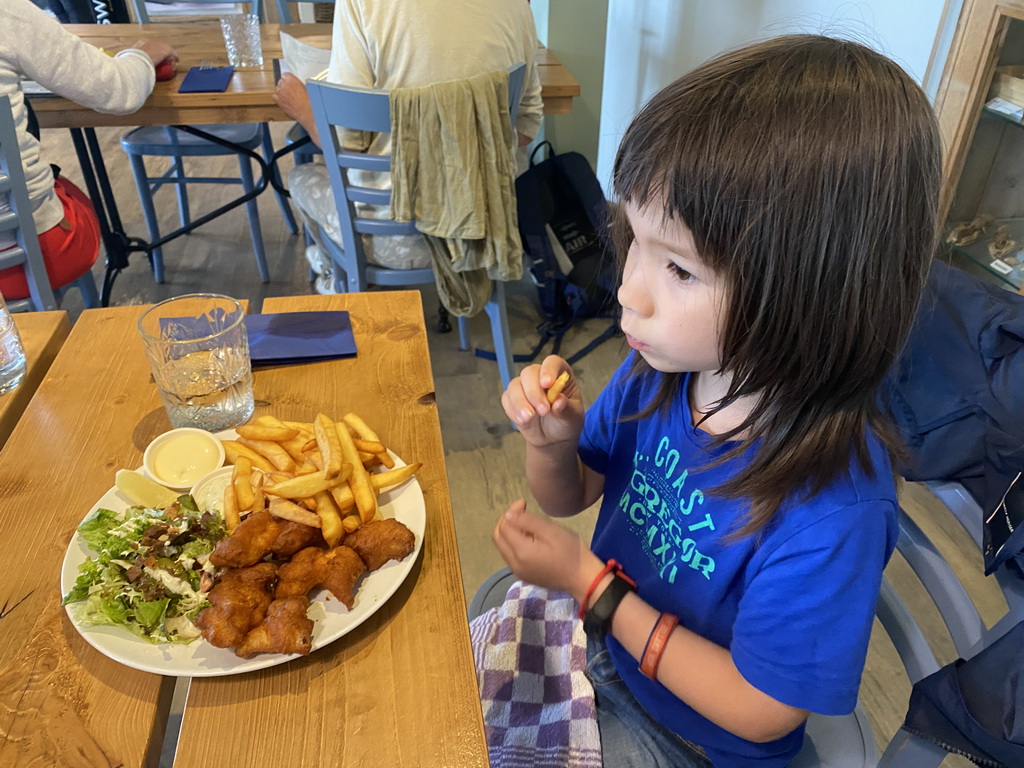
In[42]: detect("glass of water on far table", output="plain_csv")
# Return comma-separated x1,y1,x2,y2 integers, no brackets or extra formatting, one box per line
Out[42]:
138,294,253,431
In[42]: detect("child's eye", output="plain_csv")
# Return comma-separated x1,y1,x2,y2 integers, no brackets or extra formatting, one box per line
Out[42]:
666,262,693,282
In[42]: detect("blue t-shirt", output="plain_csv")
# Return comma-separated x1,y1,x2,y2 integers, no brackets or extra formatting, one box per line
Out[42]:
577,360,898,768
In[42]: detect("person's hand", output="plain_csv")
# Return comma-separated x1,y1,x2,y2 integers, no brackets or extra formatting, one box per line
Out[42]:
274,72,312,123
493,500,603,600
130,39,178,69
500,355,584,448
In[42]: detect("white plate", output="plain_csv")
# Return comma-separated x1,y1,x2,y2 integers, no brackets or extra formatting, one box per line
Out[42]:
59,429,425,677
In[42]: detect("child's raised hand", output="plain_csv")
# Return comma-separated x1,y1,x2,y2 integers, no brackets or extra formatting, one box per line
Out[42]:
500,355,584,447
493,500,603,599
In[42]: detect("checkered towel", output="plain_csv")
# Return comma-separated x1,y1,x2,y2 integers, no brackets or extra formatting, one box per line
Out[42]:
469,580,602,768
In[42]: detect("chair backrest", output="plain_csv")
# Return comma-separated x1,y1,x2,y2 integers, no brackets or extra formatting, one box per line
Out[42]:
0,96,58,312
305,63,526,284
275,0,335,24
867,483,1022,767
131,0,264,24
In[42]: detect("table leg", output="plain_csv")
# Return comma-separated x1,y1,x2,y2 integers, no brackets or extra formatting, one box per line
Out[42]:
69,127,136,307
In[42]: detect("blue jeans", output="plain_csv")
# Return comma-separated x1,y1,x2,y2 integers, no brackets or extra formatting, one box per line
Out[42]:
586,634,714,768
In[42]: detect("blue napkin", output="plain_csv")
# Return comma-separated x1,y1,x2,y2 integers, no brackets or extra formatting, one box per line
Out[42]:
244,311,357,366
178,66,235,93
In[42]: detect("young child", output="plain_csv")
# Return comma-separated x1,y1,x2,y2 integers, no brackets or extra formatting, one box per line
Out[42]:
494,35,940,768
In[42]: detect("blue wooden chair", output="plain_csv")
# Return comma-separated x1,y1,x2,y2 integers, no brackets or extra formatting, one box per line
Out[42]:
469,481,1022,767
305,64,526,388
274,0,335,24
0,96,98,312
121,0,298,284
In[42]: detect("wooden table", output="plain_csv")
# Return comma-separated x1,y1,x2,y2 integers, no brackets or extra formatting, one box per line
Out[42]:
0,311,70,449
32,22,581,129
0,292,488,767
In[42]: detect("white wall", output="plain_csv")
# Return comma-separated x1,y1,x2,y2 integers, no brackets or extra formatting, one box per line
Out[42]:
596,0,952,191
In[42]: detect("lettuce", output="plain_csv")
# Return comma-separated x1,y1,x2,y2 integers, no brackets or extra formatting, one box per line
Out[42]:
77,508,122,551
134,598,170,629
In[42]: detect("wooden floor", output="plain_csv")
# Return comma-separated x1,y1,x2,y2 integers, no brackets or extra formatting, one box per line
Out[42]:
41,124,1005,763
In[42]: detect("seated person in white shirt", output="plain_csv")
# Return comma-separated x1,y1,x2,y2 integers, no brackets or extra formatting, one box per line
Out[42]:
274,0,543,293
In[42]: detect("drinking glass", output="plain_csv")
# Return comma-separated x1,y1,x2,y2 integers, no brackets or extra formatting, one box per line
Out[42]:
138,294,254,432
0,292,26,396
220,13,263,68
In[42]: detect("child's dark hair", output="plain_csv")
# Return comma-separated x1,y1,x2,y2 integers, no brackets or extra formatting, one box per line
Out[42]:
611,35,941,536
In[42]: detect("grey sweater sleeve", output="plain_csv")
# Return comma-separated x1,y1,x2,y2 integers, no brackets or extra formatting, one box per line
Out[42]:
5,0,155,114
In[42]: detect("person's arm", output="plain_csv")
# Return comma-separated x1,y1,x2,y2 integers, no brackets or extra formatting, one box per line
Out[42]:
10,0,171,114
495,500,893,743
500,355,604,517
494,506,807,742
274,73,320,148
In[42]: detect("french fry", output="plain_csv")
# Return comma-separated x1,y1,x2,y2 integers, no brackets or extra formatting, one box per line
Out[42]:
307,450,323,470
267,471,295,484
327,462,423,510
282,420,315,434
376,450,395,469
232,455,254,511
372,462,422,490
329,483,356,513
301,438,318,453
223,485,240,533
295,460,319,476
263,466,351,500
222,440,275,473
341,513,362,533
335,422,377,523
302,497,318,511
236,424,299,442
251,472,266,514
269,498,321,528
343,412,379,442
237,436,296,473
353,439,386,454
314,491,344,546
314,413,344,480
546,371,570,403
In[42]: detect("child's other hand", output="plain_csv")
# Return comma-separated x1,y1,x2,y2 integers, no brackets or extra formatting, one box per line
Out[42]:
493,500,603,600
500,355,583,447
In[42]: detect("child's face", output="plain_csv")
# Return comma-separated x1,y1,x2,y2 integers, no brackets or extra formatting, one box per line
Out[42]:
617,201,728,374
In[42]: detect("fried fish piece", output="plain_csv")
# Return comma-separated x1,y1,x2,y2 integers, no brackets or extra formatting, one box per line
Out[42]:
275,545,366,609
270,520,326,558
209,511,326,568
195,563,277,648
235,596,314,658
343,518,415,571
209,511,279,568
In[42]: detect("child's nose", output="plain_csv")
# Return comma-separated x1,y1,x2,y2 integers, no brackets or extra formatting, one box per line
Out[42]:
617,249,653,317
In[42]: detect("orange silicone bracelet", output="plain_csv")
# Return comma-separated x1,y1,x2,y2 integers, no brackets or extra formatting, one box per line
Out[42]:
640,613,679,680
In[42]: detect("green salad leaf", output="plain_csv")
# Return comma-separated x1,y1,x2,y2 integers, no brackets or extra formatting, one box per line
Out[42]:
63,495,226,644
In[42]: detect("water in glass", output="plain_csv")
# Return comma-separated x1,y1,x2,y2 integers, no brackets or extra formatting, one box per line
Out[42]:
156,348,253,431
0,295,26,395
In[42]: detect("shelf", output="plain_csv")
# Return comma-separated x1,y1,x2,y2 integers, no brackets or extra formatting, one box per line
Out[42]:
946,216,1024,290
983,104,1024,128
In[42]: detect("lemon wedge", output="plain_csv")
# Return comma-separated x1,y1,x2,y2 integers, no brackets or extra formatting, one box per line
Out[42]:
115,470,180,509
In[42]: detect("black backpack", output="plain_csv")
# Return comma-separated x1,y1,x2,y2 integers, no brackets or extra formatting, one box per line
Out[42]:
507,142,618,364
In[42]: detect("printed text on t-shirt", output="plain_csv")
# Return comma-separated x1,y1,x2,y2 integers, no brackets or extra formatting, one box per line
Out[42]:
618,436,716,583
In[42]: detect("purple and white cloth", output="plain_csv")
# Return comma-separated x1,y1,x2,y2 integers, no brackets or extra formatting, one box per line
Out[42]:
470,580,602,768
